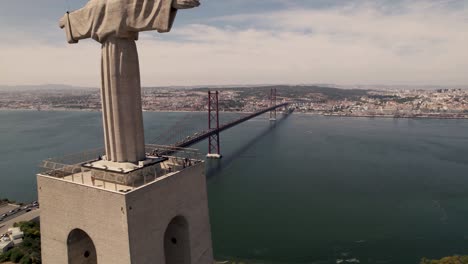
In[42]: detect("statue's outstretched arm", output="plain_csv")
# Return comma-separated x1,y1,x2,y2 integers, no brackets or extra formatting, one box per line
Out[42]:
172,0,200,9
59,5,94,44
127,0,200,34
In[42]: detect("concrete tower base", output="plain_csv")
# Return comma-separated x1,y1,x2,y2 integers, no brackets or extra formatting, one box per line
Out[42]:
38,159,213,264
206,153,222,159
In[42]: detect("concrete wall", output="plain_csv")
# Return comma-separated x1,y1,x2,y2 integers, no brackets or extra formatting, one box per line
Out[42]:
38,161,213,264
37,175,131,264
126,162,214,264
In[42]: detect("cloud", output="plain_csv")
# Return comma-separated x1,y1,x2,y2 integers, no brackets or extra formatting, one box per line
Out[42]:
1,0,467,87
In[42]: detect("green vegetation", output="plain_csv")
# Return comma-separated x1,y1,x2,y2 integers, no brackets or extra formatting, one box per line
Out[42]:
368,94,418,104
219,99,245,111
395,96,419,104
247,86,367,101
0,221,41,264
368,94,399,100
421,256,468,264
194,85,369,102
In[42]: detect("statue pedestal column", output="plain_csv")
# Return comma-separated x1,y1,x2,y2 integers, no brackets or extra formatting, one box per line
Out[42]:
101,36,146,163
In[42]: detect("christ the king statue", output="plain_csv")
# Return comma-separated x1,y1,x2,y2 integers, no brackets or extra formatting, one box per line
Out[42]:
59,0,200,164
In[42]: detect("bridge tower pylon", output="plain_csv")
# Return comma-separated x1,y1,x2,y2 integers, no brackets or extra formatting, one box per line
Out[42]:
207,90,222,159
269,88,277,121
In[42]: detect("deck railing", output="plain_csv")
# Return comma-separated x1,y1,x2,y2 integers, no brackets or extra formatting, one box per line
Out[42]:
38,145,203,188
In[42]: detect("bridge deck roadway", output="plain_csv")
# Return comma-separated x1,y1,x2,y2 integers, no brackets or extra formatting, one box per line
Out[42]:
175,103,289,148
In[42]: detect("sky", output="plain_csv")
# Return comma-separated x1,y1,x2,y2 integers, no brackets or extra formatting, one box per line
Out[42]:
0,0,467,87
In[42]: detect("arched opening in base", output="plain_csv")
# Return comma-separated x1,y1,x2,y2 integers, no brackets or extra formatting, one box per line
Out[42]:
164,216,191,264
67,229,97,264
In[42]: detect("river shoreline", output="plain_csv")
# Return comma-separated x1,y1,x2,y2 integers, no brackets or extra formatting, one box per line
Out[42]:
1,108,467,120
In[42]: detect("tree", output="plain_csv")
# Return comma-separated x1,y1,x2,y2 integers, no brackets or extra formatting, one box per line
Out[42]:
10,248,25,262
421,255,468,264
0,221,41,263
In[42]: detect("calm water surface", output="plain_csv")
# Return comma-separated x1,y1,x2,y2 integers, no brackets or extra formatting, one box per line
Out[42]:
1,110,468,264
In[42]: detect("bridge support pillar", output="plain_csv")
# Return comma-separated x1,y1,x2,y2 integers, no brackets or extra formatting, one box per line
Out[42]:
206,153,222,159
207,91,222,159
270,88,277,121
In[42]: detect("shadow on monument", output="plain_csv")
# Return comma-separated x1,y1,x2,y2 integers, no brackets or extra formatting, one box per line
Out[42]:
67,229,97,264
164,215,191,264
205,113,291,180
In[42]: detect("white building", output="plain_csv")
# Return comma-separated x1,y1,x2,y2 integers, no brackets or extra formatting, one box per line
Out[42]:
7,227,24,245
0,236,13,253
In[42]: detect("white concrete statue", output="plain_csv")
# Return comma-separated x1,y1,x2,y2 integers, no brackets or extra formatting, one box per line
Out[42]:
59,0,200,164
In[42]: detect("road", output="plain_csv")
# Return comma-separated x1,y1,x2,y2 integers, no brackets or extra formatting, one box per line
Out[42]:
0,210,28,225
0,209,40,235
0,204,19,216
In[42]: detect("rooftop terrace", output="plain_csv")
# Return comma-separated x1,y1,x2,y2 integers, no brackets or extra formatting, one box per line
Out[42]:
38,145,203,193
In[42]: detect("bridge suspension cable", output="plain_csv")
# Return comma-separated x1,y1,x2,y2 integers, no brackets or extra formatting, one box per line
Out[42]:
148,90,289,156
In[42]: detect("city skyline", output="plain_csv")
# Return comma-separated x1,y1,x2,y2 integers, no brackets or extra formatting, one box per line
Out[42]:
0,0,467,87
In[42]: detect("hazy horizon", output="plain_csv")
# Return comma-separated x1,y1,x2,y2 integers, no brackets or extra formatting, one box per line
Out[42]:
1,83,467,91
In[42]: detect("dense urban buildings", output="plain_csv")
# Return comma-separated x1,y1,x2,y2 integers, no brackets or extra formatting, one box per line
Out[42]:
1,85,468,119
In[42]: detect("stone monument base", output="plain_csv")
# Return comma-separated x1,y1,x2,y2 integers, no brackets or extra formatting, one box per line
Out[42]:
38,161,213,264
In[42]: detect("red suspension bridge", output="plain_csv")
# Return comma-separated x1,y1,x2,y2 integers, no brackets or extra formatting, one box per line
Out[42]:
151,88,291,158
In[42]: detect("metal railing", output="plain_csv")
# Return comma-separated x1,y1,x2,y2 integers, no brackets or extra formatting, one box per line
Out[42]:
38,145,203,189
42,148,105,166
39,160,90,178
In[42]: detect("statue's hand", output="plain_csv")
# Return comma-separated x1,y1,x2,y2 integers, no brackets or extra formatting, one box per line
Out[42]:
172,0,200,9
59,14,66,29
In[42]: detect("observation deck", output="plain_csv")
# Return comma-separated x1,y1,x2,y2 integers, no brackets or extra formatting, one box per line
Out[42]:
38,145,203,194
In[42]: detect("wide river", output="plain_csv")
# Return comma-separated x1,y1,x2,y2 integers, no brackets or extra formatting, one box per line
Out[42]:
1,110,468,263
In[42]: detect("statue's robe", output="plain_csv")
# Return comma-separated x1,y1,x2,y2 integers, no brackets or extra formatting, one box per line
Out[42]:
62,0,177,163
